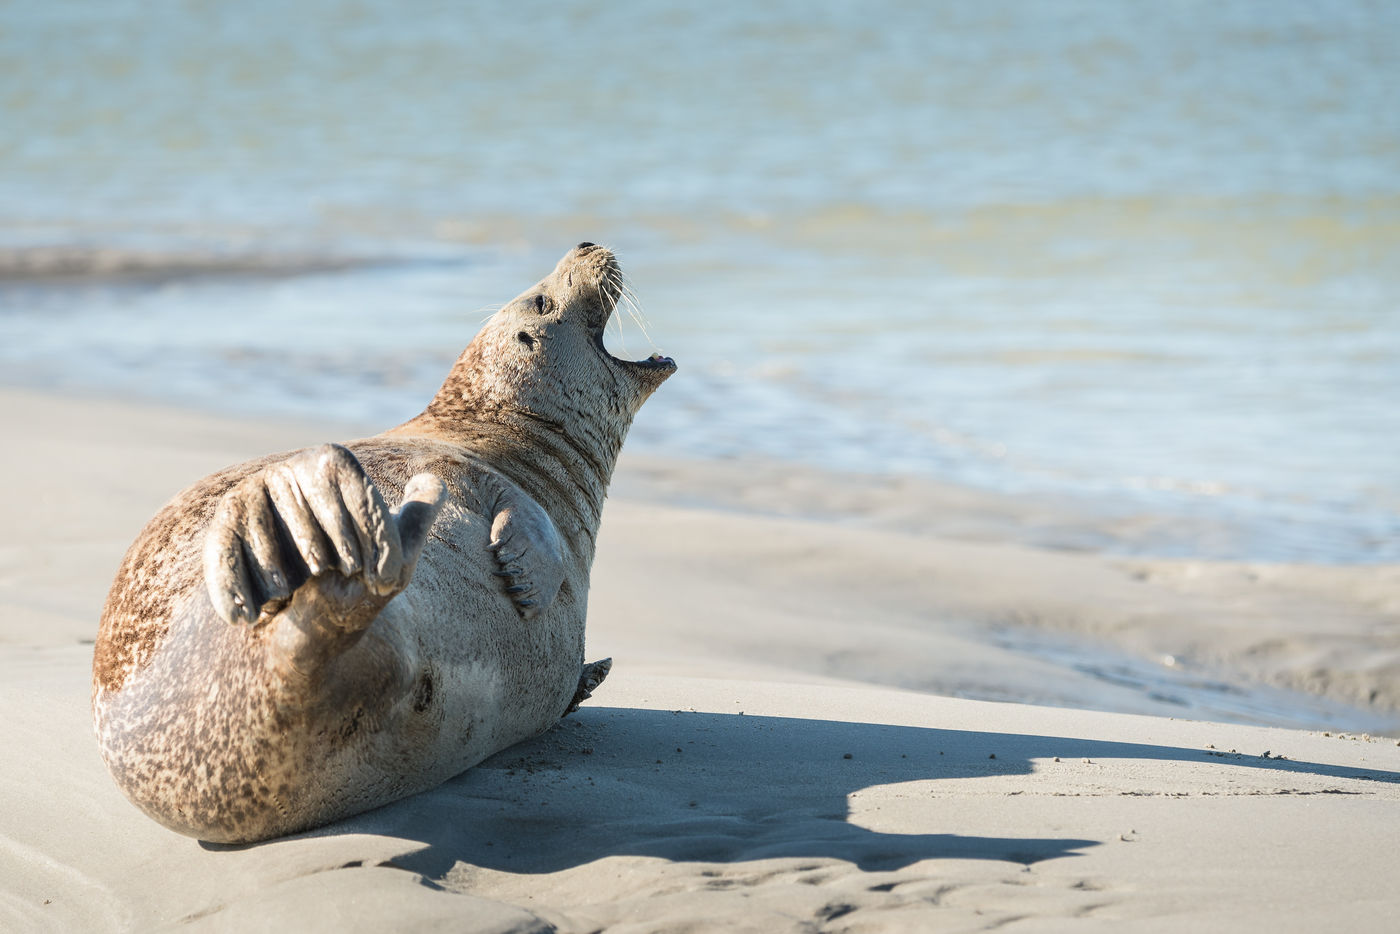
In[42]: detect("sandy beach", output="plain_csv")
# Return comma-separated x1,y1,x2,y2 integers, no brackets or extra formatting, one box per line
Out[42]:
1,386,1397,932
5,0,1398,928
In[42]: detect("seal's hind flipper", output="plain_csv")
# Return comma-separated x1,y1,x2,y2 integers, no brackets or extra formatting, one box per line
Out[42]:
486,483,566,621
203,444,447,629
565,657,611,716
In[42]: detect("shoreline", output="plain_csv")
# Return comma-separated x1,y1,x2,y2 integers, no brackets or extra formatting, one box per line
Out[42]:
4,226,1395,569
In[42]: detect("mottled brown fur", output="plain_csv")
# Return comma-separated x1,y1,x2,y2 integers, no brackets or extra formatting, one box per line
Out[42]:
91,245,674,842
94,453,287,693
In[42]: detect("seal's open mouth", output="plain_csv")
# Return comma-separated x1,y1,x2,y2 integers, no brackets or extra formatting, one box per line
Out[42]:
596,291,676,373
585,246,676,377
595,332,676,373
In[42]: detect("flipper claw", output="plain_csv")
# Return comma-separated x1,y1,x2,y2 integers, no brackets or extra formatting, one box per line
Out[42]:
203,444,447,633
565,658,612,715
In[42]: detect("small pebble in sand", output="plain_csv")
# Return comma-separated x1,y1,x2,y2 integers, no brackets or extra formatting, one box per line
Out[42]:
1054,757,1061,762
1082,758,1092,764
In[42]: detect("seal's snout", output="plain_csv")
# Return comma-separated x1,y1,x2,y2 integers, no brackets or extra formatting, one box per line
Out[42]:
569,242,606,265
557,241,615,280
554,242,622,326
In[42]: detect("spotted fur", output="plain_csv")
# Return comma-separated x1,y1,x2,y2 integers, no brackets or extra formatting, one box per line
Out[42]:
91,245,675,843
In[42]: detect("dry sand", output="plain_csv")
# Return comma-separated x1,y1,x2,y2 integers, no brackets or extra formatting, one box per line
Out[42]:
1,387,1398,932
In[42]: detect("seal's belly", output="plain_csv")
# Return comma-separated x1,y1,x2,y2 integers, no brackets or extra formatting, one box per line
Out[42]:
363,505,586,783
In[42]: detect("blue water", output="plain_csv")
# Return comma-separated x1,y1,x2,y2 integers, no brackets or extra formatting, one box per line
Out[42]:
1,0,1397,562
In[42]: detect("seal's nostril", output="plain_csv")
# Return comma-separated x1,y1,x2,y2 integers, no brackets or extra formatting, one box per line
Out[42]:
576,242,596,251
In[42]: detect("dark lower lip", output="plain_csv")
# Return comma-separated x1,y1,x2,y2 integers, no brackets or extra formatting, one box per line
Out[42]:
634,353,676,370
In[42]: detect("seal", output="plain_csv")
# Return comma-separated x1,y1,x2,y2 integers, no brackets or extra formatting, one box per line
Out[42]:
90,243,676,844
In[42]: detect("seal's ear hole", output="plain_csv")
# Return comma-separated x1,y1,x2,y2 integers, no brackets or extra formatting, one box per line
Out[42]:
517,331,537,349
533,294,548,314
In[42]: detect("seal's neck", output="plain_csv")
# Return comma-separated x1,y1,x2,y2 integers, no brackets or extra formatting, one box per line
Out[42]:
394,343,635,555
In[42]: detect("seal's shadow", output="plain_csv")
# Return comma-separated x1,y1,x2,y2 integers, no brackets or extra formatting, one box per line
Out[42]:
217,707,1399,881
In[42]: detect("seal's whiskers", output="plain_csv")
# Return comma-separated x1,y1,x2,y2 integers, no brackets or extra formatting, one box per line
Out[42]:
599,264,655,355
618,282,660,354
601,269,629,357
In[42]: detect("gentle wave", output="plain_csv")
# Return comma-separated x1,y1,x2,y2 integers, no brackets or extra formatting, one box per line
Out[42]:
0,246,379,283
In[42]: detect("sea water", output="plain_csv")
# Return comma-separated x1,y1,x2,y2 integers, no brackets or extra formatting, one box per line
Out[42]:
1,0,1396,563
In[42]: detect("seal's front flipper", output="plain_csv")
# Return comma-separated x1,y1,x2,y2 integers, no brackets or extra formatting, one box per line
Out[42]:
565,657,611,716
203,443,448,630
486,485,565,621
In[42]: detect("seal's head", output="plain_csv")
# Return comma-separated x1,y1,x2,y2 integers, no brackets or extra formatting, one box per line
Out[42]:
497,242,676,415
413,244,676,476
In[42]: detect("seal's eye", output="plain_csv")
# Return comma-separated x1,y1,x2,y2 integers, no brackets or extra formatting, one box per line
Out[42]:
517,331,536,349
533,294,548,314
